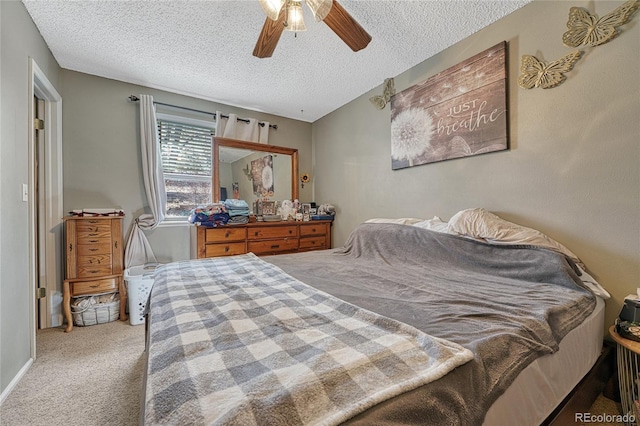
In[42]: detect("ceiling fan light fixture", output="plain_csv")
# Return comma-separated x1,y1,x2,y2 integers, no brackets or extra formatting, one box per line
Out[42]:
258,0,285,20
305,0,333,22
284,0,306,32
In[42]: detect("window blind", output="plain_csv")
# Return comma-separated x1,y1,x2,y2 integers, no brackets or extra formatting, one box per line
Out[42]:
157,119,213,176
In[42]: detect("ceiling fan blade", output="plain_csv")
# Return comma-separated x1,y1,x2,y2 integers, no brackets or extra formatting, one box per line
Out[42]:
322,0,371,52
253,9,286,58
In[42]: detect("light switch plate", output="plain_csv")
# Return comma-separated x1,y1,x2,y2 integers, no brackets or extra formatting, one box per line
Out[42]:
22,184,28,202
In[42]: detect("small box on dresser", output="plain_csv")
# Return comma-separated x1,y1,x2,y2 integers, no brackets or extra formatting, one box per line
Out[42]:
63,216,127,332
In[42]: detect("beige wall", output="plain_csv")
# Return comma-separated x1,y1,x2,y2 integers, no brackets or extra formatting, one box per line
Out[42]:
60,70,313,263
312,0,640,331
1,1,61,394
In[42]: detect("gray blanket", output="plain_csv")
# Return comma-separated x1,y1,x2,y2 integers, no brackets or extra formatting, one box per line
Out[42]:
265,223,597,425
144,252,473,425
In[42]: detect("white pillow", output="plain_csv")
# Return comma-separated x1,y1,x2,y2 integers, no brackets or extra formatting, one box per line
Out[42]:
365,218,424,225
412,216,450,233
447,208,583,267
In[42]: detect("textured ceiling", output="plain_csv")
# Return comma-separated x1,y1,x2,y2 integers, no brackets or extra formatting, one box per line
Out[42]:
23,0,532,122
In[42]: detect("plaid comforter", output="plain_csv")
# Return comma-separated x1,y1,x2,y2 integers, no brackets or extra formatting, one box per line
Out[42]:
143,253,473,425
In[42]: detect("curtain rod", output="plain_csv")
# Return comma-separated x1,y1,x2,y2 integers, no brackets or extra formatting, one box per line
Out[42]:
127,95,278,130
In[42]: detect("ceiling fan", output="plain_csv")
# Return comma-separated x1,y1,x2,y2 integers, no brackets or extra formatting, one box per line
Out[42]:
253,0,372,58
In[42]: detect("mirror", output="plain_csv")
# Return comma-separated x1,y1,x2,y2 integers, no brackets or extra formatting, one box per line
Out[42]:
213,137,299,207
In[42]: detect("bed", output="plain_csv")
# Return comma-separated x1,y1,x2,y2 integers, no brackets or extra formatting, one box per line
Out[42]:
141,209,608,425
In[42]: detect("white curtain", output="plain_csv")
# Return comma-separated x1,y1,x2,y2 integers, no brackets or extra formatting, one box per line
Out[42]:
216,111,269,143
124,94,167,268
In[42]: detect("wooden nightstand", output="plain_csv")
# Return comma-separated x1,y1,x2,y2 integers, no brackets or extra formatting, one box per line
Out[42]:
609,325,640,424
63,216,127,332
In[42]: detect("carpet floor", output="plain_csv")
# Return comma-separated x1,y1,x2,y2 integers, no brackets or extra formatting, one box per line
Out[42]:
1,320,144,426
0,320,626,425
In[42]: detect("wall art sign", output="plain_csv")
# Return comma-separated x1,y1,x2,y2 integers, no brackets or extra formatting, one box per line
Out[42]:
390,41,509,170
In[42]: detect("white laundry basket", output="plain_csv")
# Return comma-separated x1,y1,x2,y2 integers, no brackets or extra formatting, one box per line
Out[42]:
124,263,160,326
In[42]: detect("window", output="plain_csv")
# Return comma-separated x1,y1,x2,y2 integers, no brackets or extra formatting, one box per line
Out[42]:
157,116,215,218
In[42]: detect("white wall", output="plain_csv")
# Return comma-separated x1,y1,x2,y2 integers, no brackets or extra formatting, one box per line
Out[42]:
312,0,640,331
0,1,61,395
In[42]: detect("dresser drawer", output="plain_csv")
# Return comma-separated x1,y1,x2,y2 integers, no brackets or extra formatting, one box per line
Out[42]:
299,237,327,250
299,223,327,237
248,238,298,255
70,277,118,296
248,226,297,240
77,242,112,256
77,254,112,278
76,221,112,234
77,264,113,278
204,242,247,257
204,227,247,243
77,254,112,268
76,234,111,245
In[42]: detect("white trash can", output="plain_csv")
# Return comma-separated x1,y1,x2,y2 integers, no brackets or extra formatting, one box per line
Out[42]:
124,263,161,326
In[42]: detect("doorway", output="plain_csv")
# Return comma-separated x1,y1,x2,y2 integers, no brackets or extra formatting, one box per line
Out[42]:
34,95,46,329
28,59,63,357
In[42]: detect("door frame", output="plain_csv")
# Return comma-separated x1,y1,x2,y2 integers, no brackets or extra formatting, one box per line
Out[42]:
28,58,63,355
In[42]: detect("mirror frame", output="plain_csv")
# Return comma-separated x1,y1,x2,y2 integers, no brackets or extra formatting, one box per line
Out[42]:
213,137,299,203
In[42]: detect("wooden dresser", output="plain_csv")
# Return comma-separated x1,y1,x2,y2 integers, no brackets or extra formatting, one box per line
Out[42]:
63,216,127,332
191,220,332,259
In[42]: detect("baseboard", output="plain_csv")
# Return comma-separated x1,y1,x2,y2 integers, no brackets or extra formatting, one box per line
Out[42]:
543,341,616,425
0,358,33,405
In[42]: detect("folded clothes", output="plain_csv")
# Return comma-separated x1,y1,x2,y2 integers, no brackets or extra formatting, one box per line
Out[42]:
227,208,250,217
188,211,230,226
190,203,226,216
227,216,249,224
223,199,249,209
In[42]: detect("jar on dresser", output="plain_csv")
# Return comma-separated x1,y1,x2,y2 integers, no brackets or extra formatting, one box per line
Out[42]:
63,216,127,332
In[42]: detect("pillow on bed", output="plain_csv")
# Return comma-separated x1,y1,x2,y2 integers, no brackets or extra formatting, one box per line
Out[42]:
412,216,450,233
447,208,583,266
365,218,424,225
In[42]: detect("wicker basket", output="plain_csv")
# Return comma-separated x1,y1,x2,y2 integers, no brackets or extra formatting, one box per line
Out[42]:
71,293,120,326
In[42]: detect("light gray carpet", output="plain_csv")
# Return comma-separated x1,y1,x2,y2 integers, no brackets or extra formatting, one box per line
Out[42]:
0,320,145,426
0,319,624,426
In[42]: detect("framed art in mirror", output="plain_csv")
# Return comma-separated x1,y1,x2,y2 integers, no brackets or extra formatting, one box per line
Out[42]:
213,137,299,203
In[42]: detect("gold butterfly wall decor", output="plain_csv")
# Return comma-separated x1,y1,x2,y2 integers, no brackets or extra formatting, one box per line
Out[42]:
518,51,583,89
563,0,639,47
369,78,396,110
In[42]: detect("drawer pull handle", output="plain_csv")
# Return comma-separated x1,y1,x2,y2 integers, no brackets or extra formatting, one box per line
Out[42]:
88,233,98,237
89,248,98,252
89,270,99,274
255,232,260,236
288,230,292,234
225,231,231,238
312,228,316,232
271,244,280,249
89,239,99,243
69,243,73,252
114,241,118,249
88,220,98,224
224,246,230,252
90,284,99,288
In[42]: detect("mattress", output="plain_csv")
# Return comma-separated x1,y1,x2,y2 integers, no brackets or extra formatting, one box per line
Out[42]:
144,223,601,425
484,296,605,425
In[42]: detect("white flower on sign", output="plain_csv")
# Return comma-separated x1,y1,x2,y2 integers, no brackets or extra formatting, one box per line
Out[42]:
391,107,434,167
262,165,273,190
